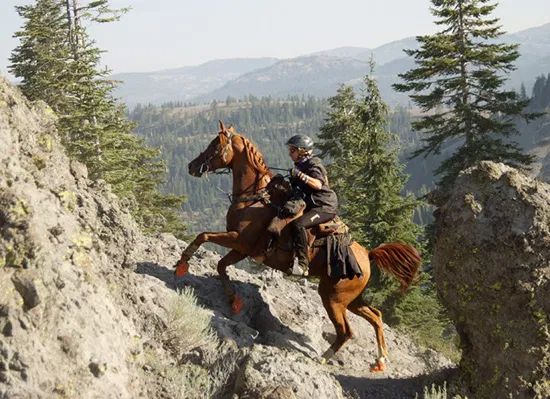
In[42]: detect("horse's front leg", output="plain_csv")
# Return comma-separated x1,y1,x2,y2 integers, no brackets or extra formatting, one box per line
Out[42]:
175,230,241,272
217,249,247,314
174,231,249,312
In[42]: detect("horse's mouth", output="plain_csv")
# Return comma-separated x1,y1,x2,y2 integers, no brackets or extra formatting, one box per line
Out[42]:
188,161,205,177
188,168,204,178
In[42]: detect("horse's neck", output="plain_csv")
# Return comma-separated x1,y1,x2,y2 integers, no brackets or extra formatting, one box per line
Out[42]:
231,150,269,197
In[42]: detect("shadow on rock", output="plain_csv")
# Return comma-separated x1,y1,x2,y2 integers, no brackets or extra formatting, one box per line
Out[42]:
135,261,317,356
335,367,458,399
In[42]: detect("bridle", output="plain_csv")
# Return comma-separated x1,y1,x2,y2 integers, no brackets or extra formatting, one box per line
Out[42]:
197,130,234,175
196,130,275,205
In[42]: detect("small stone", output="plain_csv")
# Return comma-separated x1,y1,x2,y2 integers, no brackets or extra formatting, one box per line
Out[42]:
48,225,64,237
89,359,107,377
11,272,44,310
54,277,65,290
2,321,13,337
58,335,78,358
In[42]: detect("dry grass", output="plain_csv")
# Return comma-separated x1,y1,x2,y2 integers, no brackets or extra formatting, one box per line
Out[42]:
159,288,246,398
162,287,217,356
165,364,216,399
416,383,448,399
415,382,468,399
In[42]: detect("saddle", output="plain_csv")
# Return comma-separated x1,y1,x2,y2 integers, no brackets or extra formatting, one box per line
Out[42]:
313,216,348,238
266,214,349,252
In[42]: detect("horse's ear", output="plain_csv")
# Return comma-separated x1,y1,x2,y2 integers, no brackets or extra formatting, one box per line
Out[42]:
219,120,225,132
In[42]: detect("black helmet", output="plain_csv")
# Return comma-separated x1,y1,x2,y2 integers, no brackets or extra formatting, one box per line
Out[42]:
286,135,314,151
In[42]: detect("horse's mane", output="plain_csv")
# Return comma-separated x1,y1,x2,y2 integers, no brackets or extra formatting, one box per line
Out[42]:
238,135,273,178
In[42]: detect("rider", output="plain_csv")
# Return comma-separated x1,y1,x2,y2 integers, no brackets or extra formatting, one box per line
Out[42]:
286,135,338,276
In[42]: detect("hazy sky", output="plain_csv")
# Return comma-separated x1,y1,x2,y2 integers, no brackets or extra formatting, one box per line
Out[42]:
1,0,549,75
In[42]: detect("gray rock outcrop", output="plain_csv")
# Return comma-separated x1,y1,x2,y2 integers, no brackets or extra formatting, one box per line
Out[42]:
431,161,550,399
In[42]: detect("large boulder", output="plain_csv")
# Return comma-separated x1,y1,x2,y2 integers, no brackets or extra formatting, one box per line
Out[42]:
431,161,550,398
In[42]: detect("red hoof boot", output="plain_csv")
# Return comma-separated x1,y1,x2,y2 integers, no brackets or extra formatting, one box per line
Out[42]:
231,295,244,314
370,359,386,373
174,260,189,278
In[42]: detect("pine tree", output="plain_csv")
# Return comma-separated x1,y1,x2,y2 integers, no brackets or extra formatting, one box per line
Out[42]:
318,74,421,249
316,85,357,161
531,75,547,110
519,83,528,101
10,0,186,238
394,0,537,190
9,0,71,111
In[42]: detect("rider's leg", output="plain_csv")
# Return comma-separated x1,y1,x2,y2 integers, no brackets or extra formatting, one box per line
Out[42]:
291,210,335,276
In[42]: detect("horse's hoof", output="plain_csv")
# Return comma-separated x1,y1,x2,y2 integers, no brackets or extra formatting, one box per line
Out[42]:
174,260,189,277
231,295,244,314
370,359,386,373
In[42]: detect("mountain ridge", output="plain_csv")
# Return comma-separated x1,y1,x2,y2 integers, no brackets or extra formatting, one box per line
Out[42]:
113,22,550,106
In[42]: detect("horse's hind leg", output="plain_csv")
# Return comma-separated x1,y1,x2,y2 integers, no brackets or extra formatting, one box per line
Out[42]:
320,299,354,362
348,298,388,372
217,249,247,314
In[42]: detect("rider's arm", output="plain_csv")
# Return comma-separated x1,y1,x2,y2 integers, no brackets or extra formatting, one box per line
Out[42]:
294,170,323,190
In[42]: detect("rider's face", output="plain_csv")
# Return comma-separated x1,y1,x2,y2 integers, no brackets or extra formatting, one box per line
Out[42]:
288,146,299,162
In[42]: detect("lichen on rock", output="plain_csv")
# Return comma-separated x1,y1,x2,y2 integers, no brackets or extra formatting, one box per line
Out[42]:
431,161,550,399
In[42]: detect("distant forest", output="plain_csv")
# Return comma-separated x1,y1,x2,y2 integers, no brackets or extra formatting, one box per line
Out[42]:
130,80,550,233
130,95,434,232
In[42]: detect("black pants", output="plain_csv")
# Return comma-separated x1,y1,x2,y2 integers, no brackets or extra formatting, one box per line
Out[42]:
292,209,336,256
293,209,335,230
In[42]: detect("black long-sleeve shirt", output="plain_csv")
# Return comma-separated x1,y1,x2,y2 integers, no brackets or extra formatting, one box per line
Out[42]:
290,156,338,214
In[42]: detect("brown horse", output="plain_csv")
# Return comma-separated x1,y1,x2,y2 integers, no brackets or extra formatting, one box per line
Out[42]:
175,121,421,371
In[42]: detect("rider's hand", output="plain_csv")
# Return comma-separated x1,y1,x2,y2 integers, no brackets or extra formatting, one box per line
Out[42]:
290,167,310,183
289,167,300,178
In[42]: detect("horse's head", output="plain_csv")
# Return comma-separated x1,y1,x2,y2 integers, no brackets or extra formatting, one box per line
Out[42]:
188,121,236,177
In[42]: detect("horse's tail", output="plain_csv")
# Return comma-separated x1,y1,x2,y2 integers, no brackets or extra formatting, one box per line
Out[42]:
368,243,421,291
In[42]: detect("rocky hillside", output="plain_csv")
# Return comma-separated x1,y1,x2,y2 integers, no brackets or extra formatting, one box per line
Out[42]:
431,162,550,399
0,77,455,398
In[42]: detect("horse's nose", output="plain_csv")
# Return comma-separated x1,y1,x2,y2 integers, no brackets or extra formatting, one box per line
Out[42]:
188,161,202,177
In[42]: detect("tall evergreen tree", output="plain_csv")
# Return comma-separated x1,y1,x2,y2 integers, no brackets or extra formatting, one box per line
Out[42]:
10,0,186,238
10,0,70,111
316,85,357,161
394,0,536,189
318,75,421,249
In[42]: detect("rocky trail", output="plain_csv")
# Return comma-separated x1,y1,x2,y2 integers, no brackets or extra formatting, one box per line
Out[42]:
142,245,454,398
0,76,455,398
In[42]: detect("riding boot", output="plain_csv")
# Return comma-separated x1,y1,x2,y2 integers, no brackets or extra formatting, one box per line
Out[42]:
293,224,310,276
